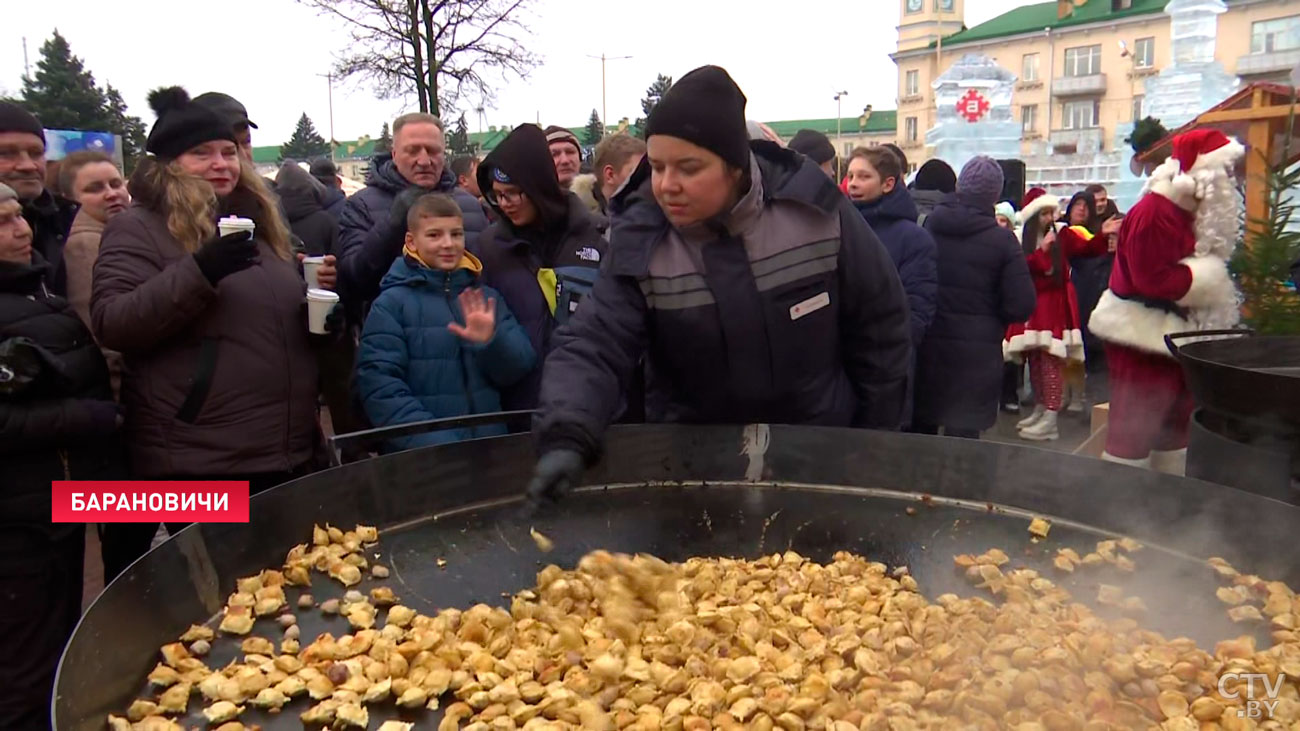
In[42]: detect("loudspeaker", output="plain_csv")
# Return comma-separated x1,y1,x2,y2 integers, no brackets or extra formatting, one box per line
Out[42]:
998,159,1026,206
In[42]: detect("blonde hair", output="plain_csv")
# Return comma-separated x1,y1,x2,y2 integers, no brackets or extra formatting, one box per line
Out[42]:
130,156,292,259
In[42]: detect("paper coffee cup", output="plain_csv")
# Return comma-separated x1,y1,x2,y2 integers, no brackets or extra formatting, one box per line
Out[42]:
217,216,256,238
307,288,340,335
303,256,326,289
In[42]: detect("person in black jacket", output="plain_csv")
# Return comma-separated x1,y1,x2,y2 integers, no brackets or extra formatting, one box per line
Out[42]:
0,183,124,731
338,113,488,308
277,161,339,257
309,157,348,219
526,66,911,502
475,124,607,411
913,157,1037,438
0,102,79,296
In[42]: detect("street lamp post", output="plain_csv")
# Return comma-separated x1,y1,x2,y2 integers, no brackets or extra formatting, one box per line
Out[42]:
316,72,336,161
588,53,633,138
834,91,849,179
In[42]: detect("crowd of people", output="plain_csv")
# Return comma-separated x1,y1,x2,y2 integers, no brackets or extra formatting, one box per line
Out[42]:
0,62,1168,729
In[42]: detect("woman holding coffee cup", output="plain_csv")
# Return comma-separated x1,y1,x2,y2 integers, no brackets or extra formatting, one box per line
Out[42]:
91,87,322,513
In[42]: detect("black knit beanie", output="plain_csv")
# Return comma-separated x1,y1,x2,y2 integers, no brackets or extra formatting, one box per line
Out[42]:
645,66,750,170
913,159,957,193
145,86,238,160
788,129,835,165
0,101,45,144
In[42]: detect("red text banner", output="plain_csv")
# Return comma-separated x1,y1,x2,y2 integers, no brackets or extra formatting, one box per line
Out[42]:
51,481,250,523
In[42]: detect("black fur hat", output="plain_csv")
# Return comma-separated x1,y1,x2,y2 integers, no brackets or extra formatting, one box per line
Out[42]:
145,86,237,160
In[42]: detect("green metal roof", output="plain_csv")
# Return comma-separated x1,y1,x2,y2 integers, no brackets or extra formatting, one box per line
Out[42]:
939,0,1167,46
763,111,898,138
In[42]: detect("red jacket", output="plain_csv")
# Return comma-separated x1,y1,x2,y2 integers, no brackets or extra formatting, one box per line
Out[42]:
1108,193,1195,302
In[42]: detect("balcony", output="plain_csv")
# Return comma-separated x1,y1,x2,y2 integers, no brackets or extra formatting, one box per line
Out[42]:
1237,48,1300,78
1051,73,1107,97
1049,128,1104,154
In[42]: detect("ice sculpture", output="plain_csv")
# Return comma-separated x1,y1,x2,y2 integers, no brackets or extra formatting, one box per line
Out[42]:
925,54,1022,173
1142,0,1238,129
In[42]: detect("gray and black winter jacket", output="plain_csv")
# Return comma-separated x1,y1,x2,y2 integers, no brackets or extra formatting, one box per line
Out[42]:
535,141,911,460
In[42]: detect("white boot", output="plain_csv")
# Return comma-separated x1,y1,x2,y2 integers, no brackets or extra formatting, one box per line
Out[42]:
1018,409,1059,441
1017,404,1047,430
1102,451,1152,469
1150,448,1187,477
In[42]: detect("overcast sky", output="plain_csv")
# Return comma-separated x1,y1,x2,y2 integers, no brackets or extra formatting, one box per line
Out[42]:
2,0,1026,147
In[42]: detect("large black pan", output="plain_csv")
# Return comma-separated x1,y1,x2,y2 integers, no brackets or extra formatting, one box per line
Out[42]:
1167,330,1300,428
54,425,1300,730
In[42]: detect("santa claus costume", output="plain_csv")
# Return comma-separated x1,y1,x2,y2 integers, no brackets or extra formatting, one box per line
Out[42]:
1005,216,1110,440
1088,129,1243,474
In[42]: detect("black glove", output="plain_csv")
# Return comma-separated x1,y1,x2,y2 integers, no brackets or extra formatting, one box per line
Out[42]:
81,400,123,434
389,186,433,228
525,449,586,505
193,231,259,285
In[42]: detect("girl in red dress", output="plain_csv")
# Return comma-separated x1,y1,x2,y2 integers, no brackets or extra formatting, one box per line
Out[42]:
1005,211,1109,440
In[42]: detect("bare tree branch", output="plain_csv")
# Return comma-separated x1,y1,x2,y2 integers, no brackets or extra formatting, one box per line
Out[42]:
298,0,537,117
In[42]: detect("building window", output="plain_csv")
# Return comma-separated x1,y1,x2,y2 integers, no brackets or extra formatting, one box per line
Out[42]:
1134,37,1155,68
1132,95,1144,122
1251,16,1300,54
1022,53,1040,82
1064,44,1103,77
905,70,920,97
1021,105,1038,133
905,0,923,14
1063,100,1100,129
905,116,918,142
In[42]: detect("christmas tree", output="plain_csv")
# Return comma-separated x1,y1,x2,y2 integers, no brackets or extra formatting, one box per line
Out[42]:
584,109,603,146
20,30,147,172
279,113,331,162
447,113,475,155
375,122,393,154
1231,91,1300,335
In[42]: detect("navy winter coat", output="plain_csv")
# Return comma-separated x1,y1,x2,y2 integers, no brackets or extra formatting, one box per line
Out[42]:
338,154,488,305
915,194,1036,432
354,254,536,451
853,186,938,347
320,186,346,220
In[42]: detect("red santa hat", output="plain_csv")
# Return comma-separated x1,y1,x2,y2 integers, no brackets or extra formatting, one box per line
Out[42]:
1017,191,1060,226
1158,129,1245,202
1021,187,1047,209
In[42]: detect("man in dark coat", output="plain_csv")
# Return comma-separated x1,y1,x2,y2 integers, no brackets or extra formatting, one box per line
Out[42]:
0,183,123,731
914,157,1036,438
0,102,79,296
527,66,911,502
309,157,348,219
338,113,488,306
475,124,607,411
277,162,339,257
909,159,957,224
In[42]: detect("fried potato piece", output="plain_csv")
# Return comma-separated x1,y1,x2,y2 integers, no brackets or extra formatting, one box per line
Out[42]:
178,624,214,643
156,682,191,714
1028,517,1051,538
218,606,255,635
201,701,243,724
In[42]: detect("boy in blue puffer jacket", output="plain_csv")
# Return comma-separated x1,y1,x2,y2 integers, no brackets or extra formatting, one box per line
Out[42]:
356,194,535,451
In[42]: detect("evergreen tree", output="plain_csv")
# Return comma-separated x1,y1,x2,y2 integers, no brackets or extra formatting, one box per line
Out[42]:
103,85,146,172
633,74,672,138
447,113,475,155
19,30,147,171
1231,95,1300,334
279,113,331,162
583,109,603,146
375,122,393,154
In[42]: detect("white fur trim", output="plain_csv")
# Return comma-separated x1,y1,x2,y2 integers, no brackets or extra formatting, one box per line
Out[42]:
1087,289,1189,357
1102,452,1152,469
1188,139,1244,175
1150,448,1187,477
1016,195,1060,226
1176,256,1235,309
1004,329,1085,362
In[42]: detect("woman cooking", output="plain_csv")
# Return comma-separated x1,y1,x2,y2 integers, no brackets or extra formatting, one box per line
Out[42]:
91,88,321,519
525,65,911,502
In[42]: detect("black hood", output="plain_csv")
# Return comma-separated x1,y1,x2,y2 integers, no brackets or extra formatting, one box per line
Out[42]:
276,162,326,222
477,124,568,231
0,251,50,295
